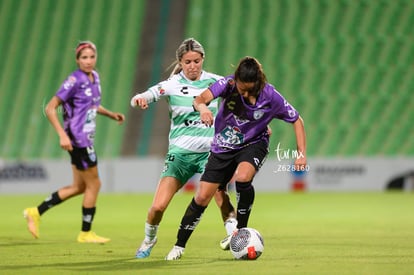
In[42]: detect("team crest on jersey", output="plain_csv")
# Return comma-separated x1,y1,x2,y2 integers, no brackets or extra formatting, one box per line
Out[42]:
253,110,264,120
288,109,297,118
157,85,165,95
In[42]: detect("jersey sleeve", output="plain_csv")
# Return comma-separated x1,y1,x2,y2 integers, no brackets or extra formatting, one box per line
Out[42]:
270,86,300,123
145,75,180,100
55,75,79,102
130,79,168,106
208,75,233,99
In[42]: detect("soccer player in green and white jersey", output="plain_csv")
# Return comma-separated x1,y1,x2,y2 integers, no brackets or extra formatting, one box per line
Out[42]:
131,38,237,259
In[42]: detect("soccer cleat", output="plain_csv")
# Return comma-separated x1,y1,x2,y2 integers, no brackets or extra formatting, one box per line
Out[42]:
77,231,111,243
220,229,238,250
221,217,238,250
23,207,40,239
220,234,232,250
135,237,157,259
165,245,185,261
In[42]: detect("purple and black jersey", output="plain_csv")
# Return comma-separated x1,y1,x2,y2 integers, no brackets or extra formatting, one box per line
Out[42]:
209,76,299,153
55,69,101,147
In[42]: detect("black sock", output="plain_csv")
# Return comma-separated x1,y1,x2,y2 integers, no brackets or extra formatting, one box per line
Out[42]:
175,198,206,248
235,181,255,228
37,191,63,215
81,207,96,232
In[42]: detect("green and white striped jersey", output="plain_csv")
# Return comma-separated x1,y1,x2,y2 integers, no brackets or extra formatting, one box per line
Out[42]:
145,71,222,154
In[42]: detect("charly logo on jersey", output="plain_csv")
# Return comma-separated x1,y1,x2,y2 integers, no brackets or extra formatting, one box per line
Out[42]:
180,86,189,94
84,87,92,96
227,100,236,110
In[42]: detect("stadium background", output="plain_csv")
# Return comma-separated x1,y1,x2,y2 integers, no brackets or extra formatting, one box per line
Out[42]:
0,0,413,192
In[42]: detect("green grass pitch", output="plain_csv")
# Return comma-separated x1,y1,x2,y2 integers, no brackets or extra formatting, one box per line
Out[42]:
1,192,414,274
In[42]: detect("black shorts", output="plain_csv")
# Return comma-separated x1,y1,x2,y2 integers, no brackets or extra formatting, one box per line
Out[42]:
69,146,98,170
201,140,269,186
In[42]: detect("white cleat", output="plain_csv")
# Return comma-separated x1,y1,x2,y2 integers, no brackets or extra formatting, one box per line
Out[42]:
220,234,232,250
135,237,157,259
165,245,185,260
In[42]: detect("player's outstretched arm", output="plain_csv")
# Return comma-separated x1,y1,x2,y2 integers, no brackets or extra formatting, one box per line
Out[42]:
98,105,125,124
130,90,159,110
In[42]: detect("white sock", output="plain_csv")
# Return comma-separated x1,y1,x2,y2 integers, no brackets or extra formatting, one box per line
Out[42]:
224,217,238,235
174,245,185,251
144,222,158,242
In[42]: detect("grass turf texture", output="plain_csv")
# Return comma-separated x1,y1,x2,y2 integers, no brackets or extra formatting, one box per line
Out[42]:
1,192,413,274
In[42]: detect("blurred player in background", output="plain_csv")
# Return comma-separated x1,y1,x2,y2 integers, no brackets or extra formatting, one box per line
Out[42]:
165,56,307,260
24,41,125,243
131,38,237,259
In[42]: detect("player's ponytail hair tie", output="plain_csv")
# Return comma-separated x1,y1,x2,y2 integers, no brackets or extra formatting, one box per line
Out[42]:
75,41,97,58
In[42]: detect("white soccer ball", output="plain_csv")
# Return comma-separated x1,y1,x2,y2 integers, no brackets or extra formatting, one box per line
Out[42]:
230,227,264,260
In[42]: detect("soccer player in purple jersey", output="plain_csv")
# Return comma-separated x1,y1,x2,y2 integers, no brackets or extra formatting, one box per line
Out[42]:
24,41,125,243
165,56,306,260
131,38,237,259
